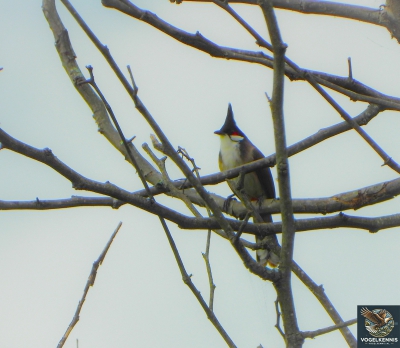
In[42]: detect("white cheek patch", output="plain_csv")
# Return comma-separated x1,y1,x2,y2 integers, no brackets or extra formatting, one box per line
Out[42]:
229,135,244,142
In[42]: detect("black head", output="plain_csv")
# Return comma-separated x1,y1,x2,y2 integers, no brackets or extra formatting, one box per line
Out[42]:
214,104,245,137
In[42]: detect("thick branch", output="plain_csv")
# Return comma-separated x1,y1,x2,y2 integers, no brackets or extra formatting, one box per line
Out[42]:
181,0,400,44
261,2,301,346
42,0,163,188
0,128,201,226
2,149,400,219
2,194,400,235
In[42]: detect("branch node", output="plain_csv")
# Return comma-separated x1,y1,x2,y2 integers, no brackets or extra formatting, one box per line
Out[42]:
382,157,393,166
347,57,353,80
126,135,136,143
127,65,139,96
43,148,53,157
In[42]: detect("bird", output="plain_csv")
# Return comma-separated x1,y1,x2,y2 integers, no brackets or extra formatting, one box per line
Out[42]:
215,103,279,267
360,307,393,333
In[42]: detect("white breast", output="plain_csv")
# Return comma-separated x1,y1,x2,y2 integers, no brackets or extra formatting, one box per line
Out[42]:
219,134,243,170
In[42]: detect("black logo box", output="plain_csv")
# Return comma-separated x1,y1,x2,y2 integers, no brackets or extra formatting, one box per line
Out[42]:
357,305,400,348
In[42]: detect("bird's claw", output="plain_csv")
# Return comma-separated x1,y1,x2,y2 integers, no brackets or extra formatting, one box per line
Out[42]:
223,193,236,213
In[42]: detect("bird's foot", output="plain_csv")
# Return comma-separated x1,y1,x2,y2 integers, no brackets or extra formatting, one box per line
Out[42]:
223,193,237,213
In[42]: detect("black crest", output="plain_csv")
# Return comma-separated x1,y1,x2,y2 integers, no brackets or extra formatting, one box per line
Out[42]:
214,104,245,136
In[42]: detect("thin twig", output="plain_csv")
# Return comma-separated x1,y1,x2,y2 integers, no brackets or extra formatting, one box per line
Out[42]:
79,66,156,200
57,222,123,348
142,142,201,216
145,137,219,310
202,230,216,311
176,146,218,311
180,147,218,312
302,318,357,339
305,73,400,174
291,262,356,347
158,217,237,347
274,298,285,339
212,0,272,50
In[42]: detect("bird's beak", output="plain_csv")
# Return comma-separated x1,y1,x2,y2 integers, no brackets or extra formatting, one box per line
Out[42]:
214,130,223,135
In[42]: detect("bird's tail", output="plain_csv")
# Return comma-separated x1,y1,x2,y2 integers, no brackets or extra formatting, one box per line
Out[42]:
256,213,280,268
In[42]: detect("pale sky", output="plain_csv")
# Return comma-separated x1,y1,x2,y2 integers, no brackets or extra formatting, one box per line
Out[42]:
0,1,399,347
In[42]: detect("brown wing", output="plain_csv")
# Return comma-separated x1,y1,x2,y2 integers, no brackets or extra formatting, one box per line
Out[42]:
361,307,382,324
249,140,276,199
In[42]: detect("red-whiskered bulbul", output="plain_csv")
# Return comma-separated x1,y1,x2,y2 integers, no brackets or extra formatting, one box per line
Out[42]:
215,104,279,267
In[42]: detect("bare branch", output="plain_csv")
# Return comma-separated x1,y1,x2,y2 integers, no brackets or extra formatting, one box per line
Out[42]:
57,222,122,348
274,298,285,339
102,0,400,111
2,189,400,235
202,230,217,311
180,148,218,312
143,142,203,217
305,73,400,174
2,118,400,222
157,218,237,347
302,318,357,339
80,66,157,199
179,0,400,44
292,262,356,347
0,128,202,225
212,0,272,51
0,196,123,210
260,2,301,346
42,0,163,188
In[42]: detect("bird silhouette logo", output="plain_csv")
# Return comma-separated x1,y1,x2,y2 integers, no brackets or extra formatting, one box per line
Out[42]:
360,307,395,337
